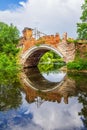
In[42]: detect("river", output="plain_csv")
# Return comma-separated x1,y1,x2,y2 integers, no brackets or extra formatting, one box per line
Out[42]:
0,67,87,130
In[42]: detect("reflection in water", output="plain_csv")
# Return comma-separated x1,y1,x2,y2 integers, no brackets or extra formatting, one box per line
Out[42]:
68,72,87,128
0,71,22,111
29,97,83,130
0,93,85,130
21,67,76,104
22,67,66,91
0,68,87,130
0,84,22,111
42,71,66,82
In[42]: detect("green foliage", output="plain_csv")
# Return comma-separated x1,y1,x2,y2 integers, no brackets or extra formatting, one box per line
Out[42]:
38,50,62,63
77,0,87,40
38,51,65,73
77,23,87,40
80,0,87,22
67,38,78,45
0,53,20,84
2,44,19,56
0,22,20,53
0,22,19,44
0,22,20,85
67,58,87,70
0,53,19,72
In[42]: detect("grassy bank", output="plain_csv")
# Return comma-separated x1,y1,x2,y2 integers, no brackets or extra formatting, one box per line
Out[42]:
67,43,87,71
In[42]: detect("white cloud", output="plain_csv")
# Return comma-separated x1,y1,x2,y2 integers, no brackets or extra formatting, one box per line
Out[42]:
0,0,84,38
10,96,83,130
29,97,83,130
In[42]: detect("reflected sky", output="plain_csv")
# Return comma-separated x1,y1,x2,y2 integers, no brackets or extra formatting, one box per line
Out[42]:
0,92,85,130
42,71,66,82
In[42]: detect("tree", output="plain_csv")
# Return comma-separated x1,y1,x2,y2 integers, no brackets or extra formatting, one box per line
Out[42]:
0,22,20,55
0,22,20,80
77,0,87,40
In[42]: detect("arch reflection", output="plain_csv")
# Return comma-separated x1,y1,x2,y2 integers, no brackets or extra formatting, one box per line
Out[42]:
20,67,76,104
21,67,66,92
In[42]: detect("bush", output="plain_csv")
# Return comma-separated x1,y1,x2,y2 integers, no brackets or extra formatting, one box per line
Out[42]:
67,58,87,70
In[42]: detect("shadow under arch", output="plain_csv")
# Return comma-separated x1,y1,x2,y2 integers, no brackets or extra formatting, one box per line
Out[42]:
21,44,63,68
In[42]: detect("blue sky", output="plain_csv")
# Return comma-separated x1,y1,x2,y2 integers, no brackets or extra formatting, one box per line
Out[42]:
0,0,27,10
0,0,84,38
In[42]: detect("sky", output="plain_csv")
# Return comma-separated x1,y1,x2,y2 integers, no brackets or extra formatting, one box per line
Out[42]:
0,0,84,38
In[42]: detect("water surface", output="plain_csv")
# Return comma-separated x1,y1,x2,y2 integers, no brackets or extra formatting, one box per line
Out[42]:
0,67,87,130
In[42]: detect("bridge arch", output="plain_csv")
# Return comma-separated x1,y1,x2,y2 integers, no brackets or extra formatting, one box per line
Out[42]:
21,44,63,68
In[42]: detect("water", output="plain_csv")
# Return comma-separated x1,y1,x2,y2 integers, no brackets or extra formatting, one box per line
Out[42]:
0,67,87,130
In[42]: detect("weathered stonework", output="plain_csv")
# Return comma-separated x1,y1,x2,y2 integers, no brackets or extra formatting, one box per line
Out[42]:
76,43,87,58
20,28,75,66
20,28,60,52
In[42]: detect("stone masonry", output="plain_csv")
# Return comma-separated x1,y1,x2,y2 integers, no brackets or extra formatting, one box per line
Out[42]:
19,28,75,63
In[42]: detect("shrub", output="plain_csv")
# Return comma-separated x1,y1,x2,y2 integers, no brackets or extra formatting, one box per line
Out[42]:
67,58,87,70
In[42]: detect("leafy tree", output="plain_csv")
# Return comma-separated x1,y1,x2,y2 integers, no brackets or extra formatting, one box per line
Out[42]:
0,22,20,81
0,22,20,54
77,0,87,39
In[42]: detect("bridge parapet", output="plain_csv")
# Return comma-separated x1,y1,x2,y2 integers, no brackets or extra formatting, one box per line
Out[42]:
19,27,60,52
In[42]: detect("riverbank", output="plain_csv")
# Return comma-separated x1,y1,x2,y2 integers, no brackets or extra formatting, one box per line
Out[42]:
67,69,87,73
59,66,87,73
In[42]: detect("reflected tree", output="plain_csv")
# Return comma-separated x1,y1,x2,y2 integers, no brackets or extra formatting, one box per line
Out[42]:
78,92,87,127
0,71,22,111
68,72,87,127
0,83,22,111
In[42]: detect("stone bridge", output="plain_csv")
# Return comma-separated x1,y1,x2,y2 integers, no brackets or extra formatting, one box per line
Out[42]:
21,44,63,67
19,28,75,67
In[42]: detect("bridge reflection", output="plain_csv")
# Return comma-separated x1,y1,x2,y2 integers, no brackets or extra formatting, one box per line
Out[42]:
20,67,76,104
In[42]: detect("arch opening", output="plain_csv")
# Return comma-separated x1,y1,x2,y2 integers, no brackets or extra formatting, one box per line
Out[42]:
22,44,63,68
